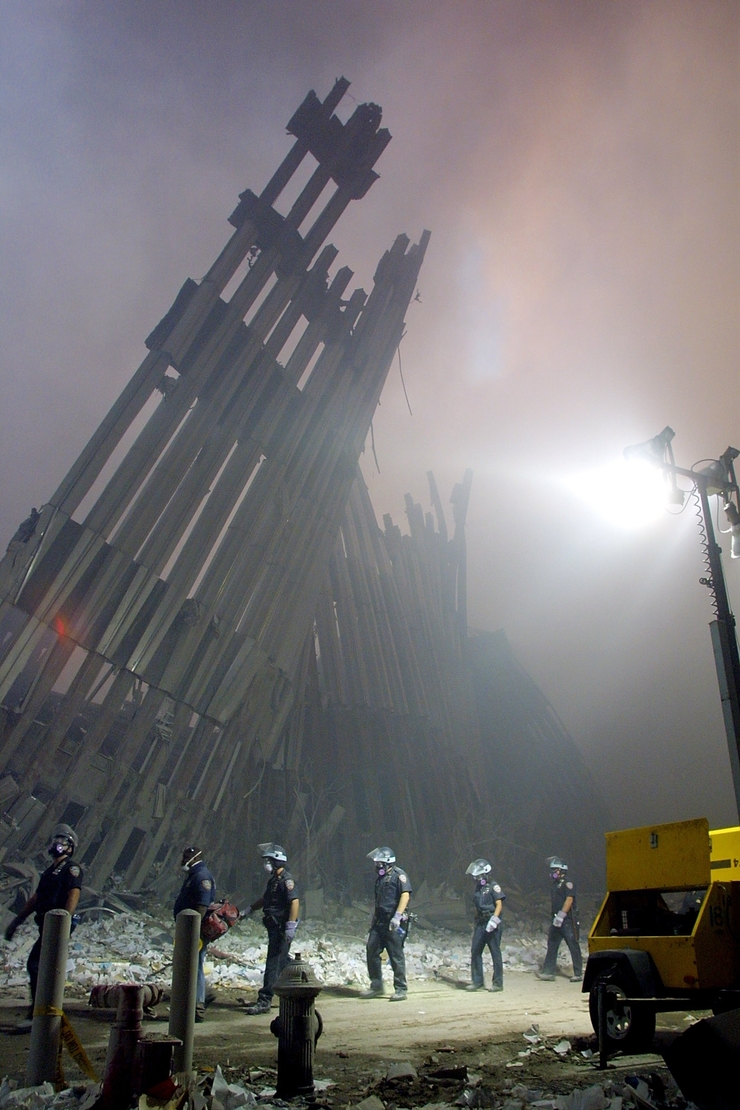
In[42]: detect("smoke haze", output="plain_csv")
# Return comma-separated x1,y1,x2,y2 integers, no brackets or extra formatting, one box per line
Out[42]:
1,2,738,831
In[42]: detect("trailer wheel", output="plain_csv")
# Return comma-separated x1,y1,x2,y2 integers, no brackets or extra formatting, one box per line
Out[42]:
588,974,656,1054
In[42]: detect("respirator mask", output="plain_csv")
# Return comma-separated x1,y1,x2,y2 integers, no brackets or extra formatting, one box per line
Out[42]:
264,860,274,874
376,864,387,878
49,837,71,860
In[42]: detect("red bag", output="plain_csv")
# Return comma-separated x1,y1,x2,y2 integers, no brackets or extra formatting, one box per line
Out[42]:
201,900,240,943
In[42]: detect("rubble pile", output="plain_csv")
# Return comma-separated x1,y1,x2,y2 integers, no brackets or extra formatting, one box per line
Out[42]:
0,1065,691,1110
0,899,570,995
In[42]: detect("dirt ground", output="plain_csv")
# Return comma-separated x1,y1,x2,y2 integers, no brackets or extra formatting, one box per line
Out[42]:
0,971,696,1100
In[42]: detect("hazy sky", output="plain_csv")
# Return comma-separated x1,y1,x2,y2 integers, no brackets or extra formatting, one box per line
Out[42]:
1,2,738,829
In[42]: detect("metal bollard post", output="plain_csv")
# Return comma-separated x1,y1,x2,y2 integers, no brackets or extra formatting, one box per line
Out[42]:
100,984,144,1110
271,953,323,1099
597,980,608,1070
26,908,71,1086
168,908,200,1075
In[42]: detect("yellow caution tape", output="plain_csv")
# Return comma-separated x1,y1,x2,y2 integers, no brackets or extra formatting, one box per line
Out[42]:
31,1006,99,1087
60,1013,99,1082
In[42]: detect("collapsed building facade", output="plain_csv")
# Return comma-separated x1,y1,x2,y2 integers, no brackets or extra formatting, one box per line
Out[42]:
0,80,609,904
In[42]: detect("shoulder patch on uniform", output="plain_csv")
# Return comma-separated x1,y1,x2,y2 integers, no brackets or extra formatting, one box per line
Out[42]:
201,879,212,890
566,881,573,890
285,879,294,890
493,884,501,893
398,873,407,882
69,865,80,878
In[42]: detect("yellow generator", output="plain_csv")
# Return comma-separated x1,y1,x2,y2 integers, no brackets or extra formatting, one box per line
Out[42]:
583,817,740,1054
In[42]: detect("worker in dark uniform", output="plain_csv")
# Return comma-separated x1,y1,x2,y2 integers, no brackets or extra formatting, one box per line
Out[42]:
361,847,412,1002
465,858,505,992
243,843,299,1015
536,856,582,982
173,845,216,1022
4,824,83,1025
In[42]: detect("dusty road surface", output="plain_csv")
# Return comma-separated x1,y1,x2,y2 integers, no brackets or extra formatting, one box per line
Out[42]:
0,972,693,1098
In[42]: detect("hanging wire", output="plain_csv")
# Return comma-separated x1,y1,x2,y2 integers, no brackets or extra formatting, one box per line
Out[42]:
370,421,381,473
397,338,413,416
693,488,721,618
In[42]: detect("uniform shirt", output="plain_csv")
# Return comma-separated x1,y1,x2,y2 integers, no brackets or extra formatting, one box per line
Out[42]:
173,861,216,919
262,868,299,926
551,875,576,917
34,857,83,925
473,879,505,925
374,865,412,919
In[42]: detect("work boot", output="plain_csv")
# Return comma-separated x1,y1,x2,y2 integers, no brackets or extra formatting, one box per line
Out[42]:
204,989,217,1007
569,975,583,983
360,984,385,998
244,999,271,1015
465,983,483,991
389,990,408,1002
535,971,555,981
195,1003,205,1023
488,983,504,992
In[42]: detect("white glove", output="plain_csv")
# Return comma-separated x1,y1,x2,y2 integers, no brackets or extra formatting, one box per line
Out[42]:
390,912,403,932
243,905,252,916
553,910,567,928
485,914,500,933
284,920,297,941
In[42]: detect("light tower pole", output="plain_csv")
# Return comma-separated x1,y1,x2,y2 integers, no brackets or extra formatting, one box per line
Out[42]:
625,428,740,819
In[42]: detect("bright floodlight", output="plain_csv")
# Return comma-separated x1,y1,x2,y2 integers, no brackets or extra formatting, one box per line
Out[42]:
561,457,670,529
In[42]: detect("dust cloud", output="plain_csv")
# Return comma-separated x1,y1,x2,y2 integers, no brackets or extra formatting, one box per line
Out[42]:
0,2,737,831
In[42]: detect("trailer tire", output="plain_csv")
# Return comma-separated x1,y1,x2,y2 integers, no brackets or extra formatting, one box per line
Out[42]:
588,973,656,1054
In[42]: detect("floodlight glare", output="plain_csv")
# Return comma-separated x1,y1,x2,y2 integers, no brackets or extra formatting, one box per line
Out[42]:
624,426,685,507
561,458,669,529
622,427,740,818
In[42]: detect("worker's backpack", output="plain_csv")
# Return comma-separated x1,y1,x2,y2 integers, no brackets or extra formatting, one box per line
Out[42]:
201,900,240,943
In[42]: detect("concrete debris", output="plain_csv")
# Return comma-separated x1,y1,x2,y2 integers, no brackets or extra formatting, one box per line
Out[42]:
212,1065,256,1110
0,1080,98,1109
551,1040,571,1056
0,897,571,994
554,1086,608,1110
385,1062,418,1081
351,1096,385,1110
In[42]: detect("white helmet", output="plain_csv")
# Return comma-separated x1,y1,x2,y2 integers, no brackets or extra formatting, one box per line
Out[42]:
465,858,492,878
259,842,288,863
367,847,395,864
547,856,568,872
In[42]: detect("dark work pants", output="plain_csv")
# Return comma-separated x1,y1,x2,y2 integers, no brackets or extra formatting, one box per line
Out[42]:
471,923,503,988
366,919,407,992
27,928,43,1004
258,921,291,1004
542,918,582,976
